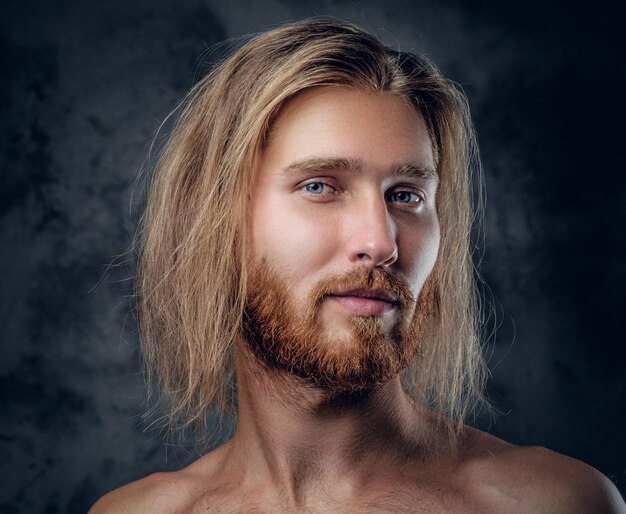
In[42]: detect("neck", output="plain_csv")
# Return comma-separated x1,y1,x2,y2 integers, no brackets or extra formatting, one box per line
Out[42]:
221,344,439,507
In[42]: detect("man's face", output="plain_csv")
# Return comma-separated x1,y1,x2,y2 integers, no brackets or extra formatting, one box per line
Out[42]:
244,86,440,394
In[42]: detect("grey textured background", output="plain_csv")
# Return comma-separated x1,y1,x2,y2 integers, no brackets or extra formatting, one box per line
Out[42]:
1,0,625,512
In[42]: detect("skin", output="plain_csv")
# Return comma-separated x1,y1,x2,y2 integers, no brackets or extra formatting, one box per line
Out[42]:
91,87,626,513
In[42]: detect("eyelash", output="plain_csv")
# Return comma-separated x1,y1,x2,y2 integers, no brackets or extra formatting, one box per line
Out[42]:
300,181,425,207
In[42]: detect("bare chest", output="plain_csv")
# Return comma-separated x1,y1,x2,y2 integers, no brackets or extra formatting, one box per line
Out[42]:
185,484,488,514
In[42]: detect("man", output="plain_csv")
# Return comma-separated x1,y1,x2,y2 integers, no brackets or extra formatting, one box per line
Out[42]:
91,19,625,513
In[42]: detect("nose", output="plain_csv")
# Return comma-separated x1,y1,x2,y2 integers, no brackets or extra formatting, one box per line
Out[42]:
345,193,398,268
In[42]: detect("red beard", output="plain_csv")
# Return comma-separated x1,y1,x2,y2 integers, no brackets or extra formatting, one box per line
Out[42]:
243,259,436,395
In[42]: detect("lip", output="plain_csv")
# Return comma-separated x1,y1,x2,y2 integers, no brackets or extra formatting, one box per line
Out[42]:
329,288,398,303
328,288,398,317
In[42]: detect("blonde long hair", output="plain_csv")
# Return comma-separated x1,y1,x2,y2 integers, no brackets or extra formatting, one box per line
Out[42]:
137,19,488,441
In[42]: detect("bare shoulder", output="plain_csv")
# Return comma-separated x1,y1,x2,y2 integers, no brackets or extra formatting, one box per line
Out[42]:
89,444,231,514
496,445,625,513
459,429,626,513
88,470,194,514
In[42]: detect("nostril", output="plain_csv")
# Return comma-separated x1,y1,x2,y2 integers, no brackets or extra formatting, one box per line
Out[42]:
356,252,368,259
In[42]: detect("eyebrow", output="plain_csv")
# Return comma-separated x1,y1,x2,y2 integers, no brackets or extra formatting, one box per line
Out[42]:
280,156,438,181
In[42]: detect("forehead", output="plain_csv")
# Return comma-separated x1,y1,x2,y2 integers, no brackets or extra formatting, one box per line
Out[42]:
259,86,435,177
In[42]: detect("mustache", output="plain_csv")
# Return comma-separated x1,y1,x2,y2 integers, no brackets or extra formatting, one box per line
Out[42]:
309,266,415,309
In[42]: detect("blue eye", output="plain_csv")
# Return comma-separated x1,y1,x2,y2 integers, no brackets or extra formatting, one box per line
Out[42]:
390,191,421,204
303,182,327,195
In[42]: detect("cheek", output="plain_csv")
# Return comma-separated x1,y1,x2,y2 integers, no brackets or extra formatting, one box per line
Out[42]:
399,218,441,293
250,196,338,280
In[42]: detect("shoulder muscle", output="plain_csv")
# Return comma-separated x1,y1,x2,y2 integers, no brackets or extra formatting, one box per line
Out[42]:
495,446,625,513
89,472,189,514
